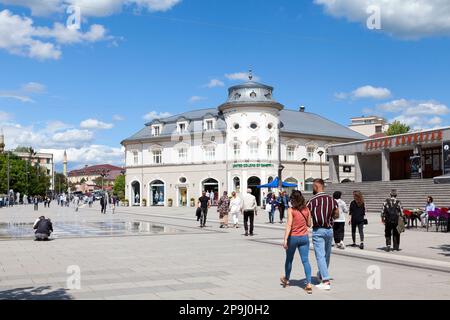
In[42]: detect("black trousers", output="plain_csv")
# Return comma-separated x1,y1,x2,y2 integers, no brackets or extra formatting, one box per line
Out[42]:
279,204,285,222
200,208,208,226
352,222,365,243
385,222,400,249
244,210,255,234
333,222,345,243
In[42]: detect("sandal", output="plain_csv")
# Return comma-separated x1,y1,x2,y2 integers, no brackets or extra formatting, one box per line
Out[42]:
305,284,313,294
280,276,289,288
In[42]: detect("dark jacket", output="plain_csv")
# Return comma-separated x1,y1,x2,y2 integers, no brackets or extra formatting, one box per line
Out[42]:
349,201,366,224
34,219,53,235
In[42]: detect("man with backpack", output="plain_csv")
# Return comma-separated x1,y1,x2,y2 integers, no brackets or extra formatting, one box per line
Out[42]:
381,190,405,252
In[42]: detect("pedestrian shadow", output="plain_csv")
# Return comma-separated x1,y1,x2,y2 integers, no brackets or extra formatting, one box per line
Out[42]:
0,286,73,300
284,277,321,288
429,244,450,257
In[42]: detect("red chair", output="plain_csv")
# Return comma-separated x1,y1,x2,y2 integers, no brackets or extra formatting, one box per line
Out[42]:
403,209,416,228
438,208,449,232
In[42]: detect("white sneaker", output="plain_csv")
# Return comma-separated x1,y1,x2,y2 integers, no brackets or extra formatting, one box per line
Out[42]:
315,282,331,291
340,241,346,249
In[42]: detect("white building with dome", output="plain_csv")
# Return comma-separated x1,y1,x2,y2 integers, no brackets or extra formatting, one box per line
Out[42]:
121,76,366,207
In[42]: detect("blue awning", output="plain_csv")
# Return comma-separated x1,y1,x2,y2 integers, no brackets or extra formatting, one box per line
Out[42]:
257,177,298,189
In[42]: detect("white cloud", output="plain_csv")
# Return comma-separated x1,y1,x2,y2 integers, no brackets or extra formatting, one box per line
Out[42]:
0,110,12,122
113,114,125,121
188,96,207,104
0,9,109,60
52,129,94,143
314,0,450,39
0,0,182,17
225,72,260,82
42,145,124,166
80,118,114,130
143,111,172,121
336,85,391,100
205,79,225,88
377,98,450,130
0,81,46,103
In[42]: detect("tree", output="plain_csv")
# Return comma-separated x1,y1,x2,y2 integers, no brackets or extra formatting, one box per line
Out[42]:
14,146,35,154
386,121,410,136
113,175,125,200
0,152,50,196
54,172,68,193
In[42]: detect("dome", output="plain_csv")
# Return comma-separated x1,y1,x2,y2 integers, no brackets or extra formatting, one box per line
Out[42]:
219,73,284,111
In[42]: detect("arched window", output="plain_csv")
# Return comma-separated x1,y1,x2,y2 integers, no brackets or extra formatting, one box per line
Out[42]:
305,178,314,192
307,146,316,161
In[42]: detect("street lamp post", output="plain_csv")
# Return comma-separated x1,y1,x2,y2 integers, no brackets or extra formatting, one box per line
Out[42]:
318,150,324,179
277,121,285,192
301,158,308,191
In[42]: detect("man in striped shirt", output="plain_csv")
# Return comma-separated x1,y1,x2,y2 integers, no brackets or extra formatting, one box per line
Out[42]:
307,179,339,291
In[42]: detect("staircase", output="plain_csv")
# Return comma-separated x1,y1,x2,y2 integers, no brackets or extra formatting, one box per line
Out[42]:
322,179,450,213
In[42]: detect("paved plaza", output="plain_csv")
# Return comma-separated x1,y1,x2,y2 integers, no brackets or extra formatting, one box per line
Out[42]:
0,203,449,300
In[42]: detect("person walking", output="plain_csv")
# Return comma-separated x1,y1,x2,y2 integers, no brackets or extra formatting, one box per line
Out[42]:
230,192,242,228
307,179,339,291
217,191,230,228
333,191,347,249
242,189,257,237
349,191,366,250
33,196,39,211
100,195,107,214
381,190,405,252
268,194,277,224
198,191,210,228
277,191,289,224
420,196,435,228
280,191,313,294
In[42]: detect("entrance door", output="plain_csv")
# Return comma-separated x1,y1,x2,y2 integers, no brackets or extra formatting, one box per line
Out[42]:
247,176,261,206
178,187,187,207
202,178,219,206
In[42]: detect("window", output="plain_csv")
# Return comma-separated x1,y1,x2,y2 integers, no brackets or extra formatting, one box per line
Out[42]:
250,91,257,98
267,123,273,130
375,125,382,133
250,122,258,130
205,147,216,161
152,126,161,137
267,144,273,158
178,123,186,133
233,144,240,159
179,177,187,184
205,120,214,131
153,150,162,164
287,146,295,161
133,151,139,165
344,155,348,163
307,146,315,161
249,143,258,158
233,123,240,130
178,148,188,162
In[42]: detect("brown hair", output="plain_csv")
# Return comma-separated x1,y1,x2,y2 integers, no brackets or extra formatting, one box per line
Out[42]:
353,191,364,207
290,190,306,211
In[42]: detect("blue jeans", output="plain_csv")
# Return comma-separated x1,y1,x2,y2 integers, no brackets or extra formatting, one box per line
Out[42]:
269,208,275,223
312,228,333,281
285,235,312,284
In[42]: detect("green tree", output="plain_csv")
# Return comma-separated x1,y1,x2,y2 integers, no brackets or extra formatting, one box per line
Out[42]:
54,172,69,193
14,146,35,153
113,175,125,200
386,121,410,136
0,152,50,196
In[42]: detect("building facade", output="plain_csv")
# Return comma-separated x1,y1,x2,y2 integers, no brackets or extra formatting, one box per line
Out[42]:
14,151,55,191
349,116,389,138
328,127,450,183
68,164,124,192
122,77,366,207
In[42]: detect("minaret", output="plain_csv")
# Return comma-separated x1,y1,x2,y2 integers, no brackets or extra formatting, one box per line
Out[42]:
63,150,68,177
0,128,5,153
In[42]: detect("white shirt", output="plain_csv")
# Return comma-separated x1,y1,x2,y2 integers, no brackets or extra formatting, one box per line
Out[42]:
230,197,242,214
242,193,257,211
426,203,435,212
335,199,348,222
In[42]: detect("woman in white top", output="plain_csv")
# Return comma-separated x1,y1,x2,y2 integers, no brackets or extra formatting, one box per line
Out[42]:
333,191,348,249
229,191,242,229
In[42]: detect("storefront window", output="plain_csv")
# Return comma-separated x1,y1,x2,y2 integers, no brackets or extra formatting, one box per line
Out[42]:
150,180,164,206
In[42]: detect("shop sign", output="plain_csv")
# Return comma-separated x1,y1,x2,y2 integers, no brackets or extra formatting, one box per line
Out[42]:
232,163,274,169
365,130,443,151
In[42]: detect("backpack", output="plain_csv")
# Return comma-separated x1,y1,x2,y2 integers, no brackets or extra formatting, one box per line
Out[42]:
385,199,401,224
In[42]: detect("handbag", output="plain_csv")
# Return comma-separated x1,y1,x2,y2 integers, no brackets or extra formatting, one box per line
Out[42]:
363,218,368,225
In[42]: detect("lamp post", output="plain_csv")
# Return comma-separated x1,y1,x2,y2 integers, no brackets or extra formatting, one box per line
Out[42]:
277,121,285,192
301,158,307,191
318,150,324,179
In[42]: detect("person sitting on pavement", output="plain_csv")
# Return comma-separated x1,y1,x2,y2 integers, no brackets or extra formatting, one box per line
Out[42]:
33,216,53,241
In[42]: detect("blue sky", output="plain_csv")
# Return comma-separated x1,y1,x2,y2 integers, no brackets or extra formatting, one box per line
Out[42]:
1,0,449,170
